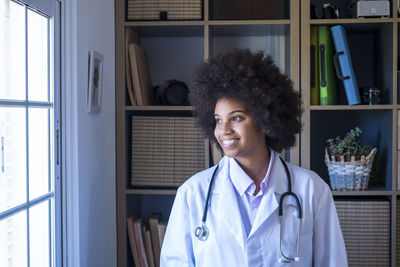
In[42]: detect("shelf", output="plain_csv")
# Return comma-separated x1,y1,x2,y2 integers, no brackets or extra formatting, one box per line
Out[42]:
124,20,204,27
310,105,395,110
124,105,193,111
310,18,396,25
332,190,394,196
126,189,177,195
207,19,290,25
124,19,292,27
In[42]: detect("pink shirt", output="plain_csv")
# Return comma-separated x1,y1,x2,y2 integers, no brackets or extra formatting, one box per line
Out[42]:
228,150,275,236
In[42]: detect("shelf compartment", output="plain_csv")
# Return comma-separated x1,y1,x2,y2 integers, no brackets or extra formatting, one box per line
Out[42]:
125,0,203,22
397,197,400,266
334,196,391,267
311,22,394,106
125,194,175,267
397,23,400,104
125,110,207,189
209,0,289,20
311,0,394,19
124,25,204,106
209,24,290,75
310,109,393,191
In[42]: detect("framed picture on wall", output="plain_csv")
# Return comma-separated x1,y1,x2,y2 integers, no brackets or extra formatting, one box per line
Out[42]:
87,49,104,113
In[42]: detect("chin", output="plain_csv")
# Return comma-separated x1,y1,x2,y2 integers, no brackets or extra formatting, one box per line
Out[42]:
222,150,240,159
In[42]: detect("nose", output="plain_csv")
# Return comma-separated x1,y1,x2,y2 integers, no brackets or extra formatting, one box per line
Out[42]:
216,120,234,135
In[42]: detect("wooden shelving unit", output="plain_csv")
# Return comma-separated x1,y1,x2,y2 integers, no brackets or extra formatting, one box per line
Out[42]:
116,0,400,265
116,0,300,266
301,0,399,266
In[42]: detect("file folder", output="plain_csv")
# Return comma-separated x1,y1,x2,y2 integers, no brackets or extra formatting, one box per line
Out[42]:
318,26,338,105
331,25,361,105
310,26,320,105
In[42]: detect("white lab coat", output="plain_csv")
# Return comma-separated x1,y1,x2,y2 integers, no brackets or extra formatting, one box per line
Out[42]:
160,153,348,267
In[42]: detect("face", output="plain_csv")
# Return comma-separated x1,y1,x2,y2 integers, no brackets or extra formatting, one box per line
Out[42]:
214,98,267,161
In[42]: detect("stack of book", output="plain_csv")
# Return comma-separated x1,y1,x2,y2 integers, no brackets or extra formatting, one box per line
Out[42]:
127,213,167,267
335,200,390,266
310,25,361,106
126,0,202,21
131,116,205,187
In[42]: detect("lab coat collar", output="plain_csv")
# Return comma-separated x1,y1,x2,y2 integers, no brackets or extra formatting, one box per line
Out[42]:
212,151,289,246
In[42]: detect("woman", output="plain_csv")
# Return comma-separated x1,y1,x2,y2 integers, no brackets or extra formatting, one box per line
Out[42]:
160,49,347,266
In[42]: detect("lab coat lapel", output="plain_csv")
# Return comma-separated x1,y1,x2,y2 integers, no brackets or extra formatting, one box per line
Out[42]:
249,155,287,237
213,157,247,250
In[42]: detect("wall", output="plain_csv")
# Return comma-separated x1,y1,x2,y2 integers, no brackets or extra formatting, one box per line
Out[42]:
64,0,116,266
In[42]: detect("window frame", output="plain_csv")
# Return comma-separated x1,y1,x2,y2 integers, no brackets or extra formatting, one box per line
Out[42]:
0,0,62,266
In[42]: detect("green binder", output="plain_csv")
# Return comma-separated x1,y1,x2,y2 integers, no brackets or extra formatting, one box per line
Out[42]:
310,26,320,105
318,26,337,105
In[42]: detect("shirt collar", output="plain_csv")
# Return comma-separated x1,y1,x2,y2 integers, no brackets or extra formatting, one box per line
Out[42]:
229,149,276,197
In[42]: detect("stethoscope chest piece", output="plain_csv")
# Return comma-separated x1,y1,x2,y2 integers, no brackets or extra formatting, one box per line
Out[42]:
195,223,209,241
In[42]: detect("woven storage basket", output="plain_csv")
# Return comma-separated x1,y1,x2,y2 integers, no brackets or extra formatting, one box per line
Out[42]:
325,147,377,191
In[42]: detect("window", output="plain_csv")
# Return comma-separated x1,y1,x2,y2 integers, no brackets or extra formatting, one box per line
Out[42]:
0,0,61,266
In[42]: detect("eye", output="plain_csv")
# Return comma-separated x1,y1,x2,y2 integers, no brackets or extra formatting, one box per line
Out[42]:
215,118,222,124
232,116,242,122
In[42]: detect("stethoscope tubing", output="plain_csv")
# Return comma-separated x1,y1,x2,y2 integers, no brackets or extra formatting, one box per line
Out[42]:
195,156,303,263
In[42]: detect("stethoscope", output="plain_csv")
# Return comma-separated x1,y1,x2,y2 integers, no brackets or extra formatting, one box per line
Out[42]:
194,157,303,263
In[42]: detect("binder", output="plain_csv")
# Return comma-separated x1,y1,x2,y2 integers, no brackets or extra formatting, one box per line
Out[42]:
318,26,338,105
310,26,319,105
331,25,361,105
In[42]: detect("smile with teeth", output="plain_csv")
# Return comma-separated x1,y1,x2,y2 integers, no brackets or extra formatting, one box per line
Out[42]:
221,138,239,147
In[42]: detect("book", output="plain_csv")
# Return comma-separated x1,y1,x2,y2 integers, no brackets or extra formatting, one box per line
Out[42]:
134,219,149,267
149,213,162,267
125,29,139,106
142,225,156,267
127,215,141,267
318,25,337,105
330,25,361,105
310,26,319,105
128,43,153,106
129,43,144,106
157,221,167,248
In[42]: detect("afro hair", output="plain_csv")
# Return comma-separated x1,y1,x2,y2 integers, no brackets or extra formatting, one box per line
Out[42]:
189,48,302,152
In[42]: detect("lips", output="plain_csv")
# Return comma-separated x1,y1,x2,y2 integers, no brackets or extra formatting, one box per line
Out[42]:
221,138,239,147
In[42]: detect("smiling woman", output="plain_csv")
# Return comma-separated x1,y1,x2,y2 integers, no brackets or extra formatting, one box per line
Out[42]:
160,48,349,267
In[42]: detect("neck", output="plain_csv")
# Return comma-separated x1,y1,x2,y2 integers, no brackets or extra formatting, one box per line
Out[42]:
235,147,271,188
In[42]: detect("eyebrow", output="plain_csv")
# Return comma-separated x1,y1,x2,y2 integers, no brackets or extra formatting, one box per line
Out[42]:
214,110,246,117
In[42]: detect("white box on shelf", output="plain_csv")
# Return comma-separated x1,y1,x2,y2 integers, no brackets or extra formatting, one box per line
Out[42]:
354,0,390,18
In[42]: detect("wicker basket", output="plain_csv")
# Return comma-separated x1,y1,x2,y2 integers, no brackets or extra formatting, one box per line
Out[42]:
325,147,377,191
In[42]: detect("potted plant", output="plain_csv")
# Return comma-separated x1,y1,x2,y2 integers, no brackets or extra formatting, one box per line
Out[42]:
325,127,377,191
